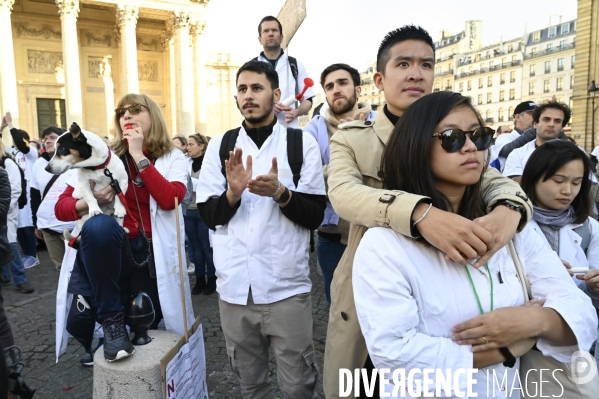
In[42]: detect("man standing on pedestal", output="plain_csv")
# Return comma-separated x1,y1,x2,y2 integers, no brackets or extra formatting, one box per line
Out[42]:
255,16,314,128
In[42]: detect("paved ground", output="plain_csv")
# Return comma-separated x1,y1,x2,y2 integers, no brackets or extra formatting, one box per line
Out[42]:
4,244,328,398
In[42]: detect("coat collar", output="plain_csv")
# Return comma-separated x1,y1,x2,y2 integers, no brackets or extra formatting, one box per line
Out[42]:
372,109,395,145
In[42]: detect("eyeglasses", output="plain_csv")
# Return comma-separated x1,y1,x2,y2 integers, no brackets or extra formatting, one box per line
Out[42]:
432,127,494,153
115,104,148,119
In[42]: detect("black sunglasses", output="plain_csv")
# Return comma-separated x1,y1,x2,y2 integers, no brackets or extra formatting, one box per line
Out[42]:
432,127,494,153
115,104,148,119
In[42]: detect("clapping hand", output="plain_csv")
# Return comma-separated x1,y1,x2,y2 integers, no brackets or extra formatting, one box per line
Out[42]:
248,157,282,197
225,148,252,201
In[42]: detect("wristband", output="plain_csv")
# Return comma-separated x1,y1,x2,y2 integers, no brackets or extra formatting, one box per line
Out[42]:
269,181,282,198
499,347,517,368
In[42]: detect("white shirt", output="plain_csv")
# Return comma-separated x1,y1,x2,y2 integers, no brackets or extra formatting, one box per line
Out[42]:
502,140,536,178
490,129,520,171
30,157,76,233
256,52,315,129
196,122,325,305
353,225,597,399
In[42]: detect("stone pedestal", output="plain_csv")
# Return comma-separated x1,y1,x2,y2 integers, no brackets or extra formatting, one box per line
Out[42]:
93,330,181,399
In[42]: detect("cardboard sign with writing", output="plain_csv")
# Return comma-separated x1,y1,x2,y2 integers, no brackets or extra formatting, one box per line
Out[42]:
161,317,208,399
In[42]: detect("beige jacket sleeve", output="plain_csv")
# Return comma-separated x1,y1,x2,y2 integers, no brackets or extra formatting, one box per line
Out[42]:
480,166,533,231
328,130,429,238
328,131,533,239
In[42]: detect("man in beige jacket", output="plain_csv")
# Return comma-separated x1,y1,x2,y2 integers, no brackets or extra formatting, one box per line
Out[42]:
323,25,533,398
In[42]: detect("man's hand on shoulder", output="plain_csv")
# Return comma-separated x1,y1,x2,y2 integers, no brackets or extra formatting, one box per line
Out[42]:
414,204,493,266
471,205,520,267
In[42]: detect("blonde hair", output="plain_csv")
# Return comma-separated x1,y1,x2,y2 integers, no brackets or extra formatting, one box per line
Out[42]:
188,134,209,156
112,93,173,158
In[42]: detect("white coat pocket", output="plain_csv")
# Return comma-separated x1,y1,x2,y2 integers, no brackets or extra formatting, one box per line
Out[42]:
212,235,233,280
270,234,306,280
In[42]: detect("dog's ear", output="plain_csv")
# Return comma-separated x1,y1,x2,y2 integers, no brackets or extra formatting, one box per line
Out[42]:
69,122,87,143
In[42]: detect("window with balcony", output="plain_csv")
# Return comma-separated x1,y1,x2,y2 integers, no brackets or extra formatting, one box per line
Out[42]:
557,58,564,71
509,106,514,120
562,24,569,35
502,57,507,67
445,80,451,90
510,71,516,82
487,93,492,103
545,61,551,74
500,73,505,85
571,55,575,68
570,75,574,89
475,54,481,62
499,91,505,101
486,110,493,122
559,40,566,50
509,89,515,100
549,27,556,38
487,76,493,87
467,81,472,91
499,108,505,121
435,67,441,75
459,82,463,92
508,44,513,53
543,79,550,93
530,64,536,76
529,82,535,95
478,78,483,89
531,48,537,56
478,94,482,105
556,77,563,91
546,43,553,53
533,32,540,42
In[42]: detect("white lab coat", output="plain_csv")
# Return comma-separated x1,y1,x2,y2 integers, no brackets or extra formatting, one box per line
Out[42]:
255,51,315,129
353,224,597,399
196,122,325,305
3,158,21,243
14,149,37,228
55,149,195,361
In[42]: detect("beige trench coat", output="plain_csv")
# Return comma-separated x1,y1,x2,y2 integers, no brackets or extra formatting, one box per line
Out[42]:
323,111,533,398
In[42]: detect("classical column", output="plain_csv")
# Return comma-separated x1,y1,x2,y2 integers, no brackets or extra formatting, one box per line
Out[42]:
116,4,139,94
0,0,20,144
190,19,207,134
172,12,195,135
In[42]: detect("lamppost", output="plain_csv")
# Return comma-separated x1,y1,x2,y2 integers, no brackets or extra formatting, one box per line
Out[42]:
590,80,599,149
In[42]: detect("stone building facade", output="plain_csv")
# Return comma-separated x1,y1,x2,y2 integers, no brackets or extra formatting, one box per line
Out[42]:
0,0,242,146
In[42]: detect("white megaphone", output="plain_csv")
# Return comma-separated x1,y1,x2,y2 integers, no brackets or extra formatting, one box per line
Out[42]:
281,77,314,106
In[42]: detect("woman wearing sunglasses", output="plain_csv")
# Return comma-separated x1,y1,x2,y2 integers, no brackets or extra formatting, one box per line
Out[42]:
353,92,596,397
185,133,216,295
55,94,194,363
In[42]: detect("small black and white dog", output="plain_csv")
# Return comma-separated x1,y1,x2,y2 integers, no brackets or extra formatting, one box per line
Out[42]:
46,123,128,239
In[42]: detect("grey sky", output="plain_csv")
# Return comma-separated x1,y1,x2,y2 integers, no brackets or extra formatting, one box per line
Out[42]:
205,0,577,92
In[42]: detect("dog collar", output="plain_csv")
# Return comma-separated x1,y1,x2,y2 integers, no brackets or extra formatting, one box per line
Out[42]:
85,145,112,170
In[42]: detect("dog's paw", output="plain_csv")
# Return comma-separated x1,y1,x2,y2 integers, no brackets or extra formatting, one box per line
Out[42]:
89,207,103,217
114,209,126,218
123,227,130,235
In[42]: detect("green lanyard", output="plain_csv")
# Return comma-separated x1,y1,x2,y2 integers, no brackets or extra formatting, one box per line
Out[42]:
464,263,494,315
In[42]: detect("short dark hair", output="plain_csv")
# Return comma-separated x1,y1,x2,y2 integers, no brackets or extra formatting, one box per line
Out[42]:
380,91,486,220
320,63,361,88
236,59,279,90
520,140,591,224
258,16,282,36
532,101,571,127
41,126,66,138
376,25,435,74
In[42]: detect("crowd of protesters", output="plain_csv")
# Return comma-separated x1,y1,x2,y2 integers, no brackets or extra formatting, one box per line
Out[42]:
2,15,599,399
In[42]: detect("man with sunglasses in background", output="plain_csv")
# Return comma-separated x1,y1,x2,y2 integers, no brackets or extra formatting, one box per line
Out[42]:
503,101,572,183
323,25,533,398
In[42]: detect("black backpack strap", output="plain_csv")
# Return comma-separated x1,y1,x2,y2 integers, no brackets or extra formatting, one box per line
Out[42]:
219,127,242,180
288,55,299,96
286,128,303,188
